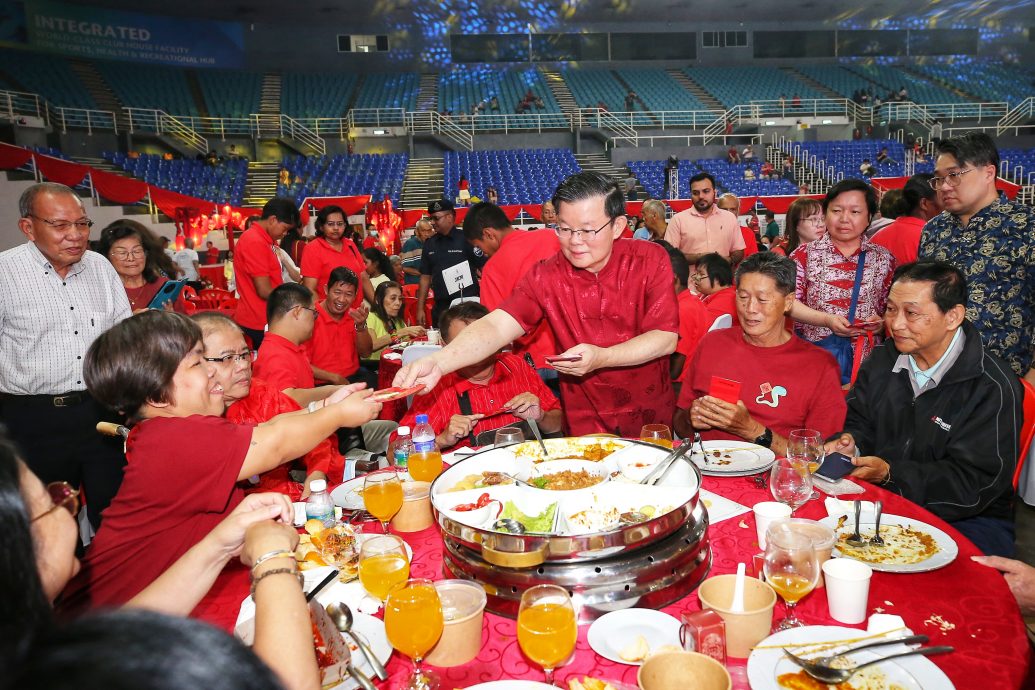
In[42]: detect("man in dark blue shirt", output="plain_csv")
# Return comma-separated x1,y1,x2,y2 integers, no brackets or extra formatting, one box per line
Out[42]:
417,199,486,328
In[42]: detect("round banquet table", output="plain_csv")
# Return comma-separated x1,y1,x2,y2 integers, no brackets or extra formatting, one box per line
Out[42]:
194,464,1030,689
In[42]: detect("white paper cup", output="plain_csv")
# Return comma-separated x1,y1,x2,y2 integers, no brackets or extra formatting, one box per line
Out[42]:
823,558,872,624
753,501,792,549
426,328,442,345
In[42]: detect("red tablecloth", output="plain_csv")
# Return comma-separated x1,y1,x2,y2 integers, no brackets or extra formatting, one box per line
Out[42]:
193,473,1030,689
199,264,228,290
376,352,405,422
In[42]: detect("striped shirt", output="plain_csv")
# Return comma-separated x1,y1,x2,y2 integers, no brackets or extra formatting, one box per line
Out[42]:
0,242,131,395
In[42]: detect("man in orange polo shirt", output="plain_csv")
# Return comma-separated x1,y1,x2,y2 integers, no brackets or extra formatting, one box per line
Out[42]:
252,282,317,394
871,173,941,267
462,202,561,376
304,267,376,389
233,197,299,348
665,173,745,265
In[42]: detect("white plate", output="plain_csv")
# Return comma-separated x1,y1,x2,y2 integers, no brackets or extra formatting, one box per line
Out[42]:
818,513,959,573
747,625,954,690
465,682,557,689
689,440,776,475
330,471,413,510
587,608,682,665
327,611,392,690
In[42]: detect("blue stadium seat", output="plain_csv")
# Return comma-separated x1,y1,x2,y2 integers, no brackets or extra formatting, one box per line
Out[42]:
443,149,580,205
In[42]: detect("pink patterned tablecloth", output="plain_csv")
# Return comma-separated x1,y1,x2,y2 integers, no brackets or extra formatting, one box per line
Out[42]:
194,474,1030,688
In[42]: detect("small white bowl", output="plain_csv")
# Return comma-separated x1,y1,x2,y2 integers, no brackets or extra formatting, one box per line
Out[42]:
439,497,503,528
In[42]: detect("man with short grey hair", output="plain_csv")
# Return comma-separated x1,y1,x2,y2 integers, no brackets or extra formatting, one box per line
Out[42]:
637,199,668,242
0,182,131,530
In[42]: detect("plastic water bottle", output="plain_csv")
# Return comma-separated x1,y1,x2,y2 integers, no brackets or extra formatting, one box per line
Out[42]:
391,426,413,470
305,478,335,528
410,414,444,483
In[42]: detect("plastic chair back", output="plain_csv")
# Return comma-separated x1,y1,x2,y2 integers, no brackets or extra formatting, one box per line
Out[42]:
1015,378,1035,489
708,313,733,331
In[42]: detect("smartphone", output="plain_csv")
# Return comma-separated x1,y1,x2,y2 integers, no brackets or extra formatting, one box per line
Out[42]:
545,354,582,363
708,376,741,404
815,452,855,481
147,280,185,310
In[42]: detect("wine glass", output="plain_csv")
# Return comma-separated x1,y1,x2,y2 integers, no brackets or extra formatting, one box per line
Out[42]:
517,585,577,686
640,424,673,449
359,534,410,601
788,428,824,500
763,529,820,630
770,456,813,513
494,426,524,447
385,578,444,690
363,469,404,534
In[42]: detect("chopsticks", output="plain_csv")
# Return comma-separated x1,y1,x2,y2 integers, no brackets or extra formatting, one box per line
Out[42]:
305,569,339,602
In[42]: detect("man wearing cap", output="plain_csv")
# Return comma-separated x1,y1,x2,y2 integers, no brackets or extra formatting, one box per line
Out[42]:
417,198,486,328
396,172,678,436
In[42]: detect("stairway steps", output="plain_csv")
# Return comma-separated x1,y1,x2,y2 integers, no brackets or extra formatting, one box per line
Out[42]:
780,67,843,102
260,73,281,114
415,74,439,112
67,59,122,113
666,69,723,112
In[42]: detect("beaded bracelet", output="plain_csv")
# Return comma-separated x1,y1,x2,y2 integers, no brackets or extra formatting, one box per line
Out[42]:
250,549,294,572
250,567,304,598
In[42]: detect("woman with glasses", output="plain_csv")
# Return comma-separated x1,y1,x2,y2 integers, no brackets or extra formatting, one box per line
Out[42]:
300,204,373,305
0,433,323,689
98,219,185,313
773,197,825,257
366,281,425,364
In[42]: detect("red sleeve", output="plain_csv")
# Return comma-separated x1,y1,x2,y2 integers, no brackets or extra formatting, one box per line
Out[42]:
235,236,277,280
480,258,505,311
641,248,680,334
499,264,547,334
803,349,849,438
399,381,458,439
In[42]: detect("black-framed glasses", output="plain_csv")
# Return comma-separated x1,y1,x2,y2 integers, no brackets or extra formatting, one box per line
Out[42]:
555,218,614,241
929,169,974,190
109,247,146,260
27,215,94,232
298,306,319,317
31,482,80,522
203,350,256,366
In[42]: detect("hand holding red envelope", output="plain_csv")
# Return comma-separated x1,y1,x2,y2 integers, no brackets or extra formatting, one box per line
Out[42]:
367,385,425,403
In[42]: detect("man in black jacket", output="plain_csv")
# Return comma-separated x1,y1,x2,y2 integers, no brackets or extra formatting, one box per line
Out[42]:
826,261,1023,557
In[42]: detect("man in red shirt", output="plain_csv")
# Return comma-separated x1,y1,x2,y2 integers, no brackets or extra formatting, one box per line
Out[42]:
674,253,846,455
694,253,738,327
304,267,376,389
664,246,710,383
871,173,941,267
395,172,679,436
462,202,561,372
400,302,562,449
253,283,317,394
233,198,299,348
204,241,220,265
718,193,758,261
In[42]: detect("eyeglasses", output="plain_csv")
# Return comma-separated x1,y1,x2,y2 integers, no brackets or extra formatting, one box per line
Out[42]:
692,272,709,282
298,306,318,317
31,482,80,522
203,350,256,366
555,219,613,241
109,248,146,260
429,213,452,223
929,169,974,190
802,216,826,226
27,215,94,232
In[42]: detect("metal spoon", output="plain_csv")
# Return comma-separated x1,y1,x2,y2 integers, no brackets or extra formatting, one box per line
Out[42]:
784,645,954,685
326,602,388,682
526,418,553,460
846,499,867,548
492,518,527,534
870,499,886,546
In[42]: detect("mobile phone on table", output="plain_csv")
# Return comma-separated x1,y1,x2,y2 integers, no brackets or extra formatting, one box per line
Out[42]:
815,452,855,481
147,280,184,310
708,376,741,404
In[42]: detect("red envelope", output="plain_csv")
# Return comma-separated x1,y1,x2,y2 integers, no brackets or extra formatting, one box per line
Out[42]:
709,376,741,404
368,385,424,403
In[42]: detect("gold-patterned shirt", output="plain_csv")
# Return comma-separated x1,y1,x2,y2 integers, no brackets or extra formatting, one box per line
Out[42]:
919,197,1035,376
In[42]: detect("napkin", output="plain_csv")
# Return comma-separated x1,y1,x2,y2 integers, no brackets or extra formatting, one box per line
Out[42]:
382,352,402,361
867,614,909,636
812,475,866,497
824,497,876,519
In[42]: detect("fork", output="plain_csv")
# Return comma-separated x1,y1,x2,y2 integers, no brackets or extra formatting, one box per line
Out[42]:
782,633,928,669
694,431,708,465
784,645,954,684
870,499,886,546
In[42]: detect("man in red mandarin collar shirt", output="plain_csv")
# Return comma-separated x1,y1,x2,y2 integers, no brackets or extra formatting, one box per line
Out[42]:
395,172,678,436
252,283,318,395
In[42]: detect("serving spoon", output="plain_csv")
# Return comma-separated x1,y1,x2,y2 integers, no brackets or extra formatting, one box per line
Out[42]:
326,602,388,682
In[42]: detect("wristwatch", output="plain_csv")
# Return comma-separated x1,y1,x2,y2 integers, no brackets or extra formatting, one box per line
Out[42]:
753,426,773,449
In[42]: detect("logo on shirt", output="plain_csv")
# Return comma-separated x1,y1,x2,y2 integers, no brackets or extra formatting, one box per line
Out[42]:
755,382,787,408
931,416,952,432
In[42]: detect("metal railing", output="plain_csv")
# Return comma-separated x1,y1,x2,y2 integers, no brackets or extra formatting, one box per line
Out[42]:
124,108,209,154
249,114,326,155
50,106,117,135
747,99,870,122
997,97,1035,136
405,111,474,151
571,109,722,130
0,89,46,122
608,132,762,150
347,108,407,128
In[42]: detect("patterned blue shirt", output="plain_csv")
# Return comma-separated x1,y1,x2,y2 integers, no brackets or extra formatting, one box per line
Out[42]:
919,196,1035,376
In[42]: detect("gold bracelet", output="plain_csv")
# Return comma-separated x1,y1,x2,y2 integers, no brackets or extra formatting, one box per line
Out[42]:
879,466,892,485
250,549,294,572
250,566,304,598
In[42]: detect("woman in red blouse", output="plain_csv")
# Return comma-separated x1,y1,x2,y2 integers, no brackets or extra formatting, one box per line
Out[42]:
300,204,373,304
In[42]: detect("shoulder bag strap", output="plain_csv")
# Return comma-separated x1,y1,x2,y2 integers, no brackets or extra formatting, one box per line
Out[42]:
847,250,867,324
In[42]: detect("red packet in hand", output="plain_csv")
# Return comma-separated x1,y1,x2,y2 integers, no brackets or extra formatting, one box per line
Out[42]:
368,385,424,403
545,354,582,364
708,376,741,404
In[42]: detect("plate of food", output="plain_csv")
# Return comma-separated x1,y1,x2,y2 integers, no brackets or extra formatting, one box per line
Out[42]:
746,625,954,690
587,609,682,665
819,513,958,573
512,438,629,463
688,440,776,476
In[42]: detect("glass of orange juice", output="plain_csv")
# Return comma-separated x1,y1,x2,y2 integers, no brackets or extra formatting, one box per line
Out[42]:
359,534,410,600
364,469,404,534
385,578,444,690
640,424,673,448
408,448,443,483
517,584,577,685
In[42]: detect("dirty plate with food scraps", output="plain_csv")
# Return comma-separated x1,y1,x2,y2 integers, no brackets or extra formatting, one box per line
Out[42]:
689,440,776,476
819,513,958,574
587,609,683,665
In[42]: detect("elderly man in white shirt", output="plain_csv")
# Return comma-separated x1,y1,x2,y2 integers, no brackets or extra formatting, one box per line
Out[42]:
0,182,131,530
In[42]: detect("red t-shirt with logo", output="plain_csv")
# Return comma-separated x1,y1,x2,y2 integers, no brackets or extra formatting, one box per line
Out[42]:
677,327,846,441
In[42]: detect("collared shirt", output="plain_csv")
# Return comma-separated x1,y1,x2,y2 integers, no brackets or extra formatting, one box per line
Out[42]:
664,206,745,257
400,353,560,450
299,236,365,306
479,229,561,369
871,215,924,267
919,196,1035,376
893,327,966,396
233,224,283,330
702,286,738,326
790,234,895,359
420,227,486,314
253,333,315,391
400,237,423,285
500,239,678,436
0,243,130,395
303,302,359,382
